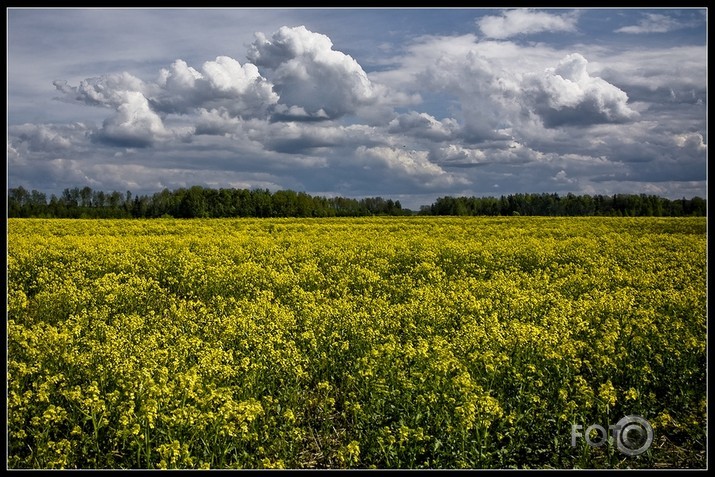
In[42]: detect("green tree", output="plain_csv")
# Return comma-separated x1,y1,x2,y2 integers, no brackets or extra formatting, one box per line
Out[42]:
179,186,209,218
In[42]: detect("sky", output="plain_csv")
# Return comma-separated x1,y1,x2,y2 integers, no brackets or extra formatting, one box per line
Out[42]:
6,7,708,210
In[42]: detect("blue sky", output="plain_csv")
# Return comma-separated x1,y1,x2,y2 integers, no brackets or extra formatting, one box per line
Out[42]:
7,7,707,209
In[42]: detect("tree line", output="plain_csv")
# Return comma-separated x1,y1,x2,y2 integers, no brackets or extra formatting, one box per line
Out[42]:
7,186,706,218
422,192,706,217
7,185,410,219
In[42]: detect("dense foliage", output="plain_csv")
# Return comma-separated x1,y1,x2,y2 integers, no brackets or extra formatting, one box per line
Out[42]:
7,217,706,469
7,186,409,219
426,193,706,217
7,185,706,218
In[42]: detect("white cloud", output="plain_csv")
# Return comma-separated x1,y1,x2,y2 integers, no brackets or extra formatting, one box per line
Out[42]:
9,123,74,151
552,169,576,184
672,132,706,152
355,146,468,189
55,55,279,124
387,112,458,141
615,13,686,34
7,123,93,171
258,121,346,154
96,91,171,147
430,144,488,166
420,50,522,142
203,57,256,93
477,9,578,39
247,25,379,120
388,39,641,144
158,59,202,90
586,46,705,104
523,53,639,127
152,56,278,117
53,72,148,108
194,108,243,136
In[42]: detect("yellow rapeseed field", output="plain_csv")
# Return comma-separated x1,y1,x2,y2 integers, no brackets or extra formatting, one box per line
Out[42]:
6,217,706,469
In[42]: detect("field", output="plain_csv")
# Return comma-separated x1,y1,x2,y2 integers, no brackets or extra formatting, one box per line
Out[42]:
6,217,707,469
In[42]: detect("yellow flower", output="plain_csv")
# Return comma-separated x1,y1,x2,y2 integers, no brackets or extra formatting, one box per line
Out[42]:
598,381,617,407
625,387,639,401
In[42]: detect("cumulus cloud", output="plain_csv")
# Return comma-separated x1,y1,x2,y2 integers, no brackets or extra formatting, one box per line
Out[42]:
477,9,578,39
387,112,458,141
194,108,243,136
9,123,75,151
523,53,639,127
389,32,642,139
354,146,468,190
420,51,524,143
260,121,344,153
7,123,94,172
94,91,172,147
53,72,150,110
589,46,705,107
271,104,330,122
53,72,169,147
256,121,382,156
247,25,378,120
45,158,104,188
55,57,279,120
552,169,576,184
53,25,387,138
429,144,489,167
672,132,706,152
152,57,278,117
615,13,686,34
53,54,282,147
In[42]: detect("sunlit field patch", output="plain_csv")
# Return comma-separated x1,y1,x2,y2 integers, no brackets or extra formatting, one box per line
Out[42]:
7,217,706,469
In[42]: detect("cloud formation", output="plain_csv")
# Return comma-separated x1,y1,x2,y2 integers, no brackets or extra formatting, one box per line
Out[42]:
96,91,172,147
523,53,640,127
388,112,458,142
354,146,469,190
153,57,278,117
615,13,687,34
52,24,392,142
247,25,379,121
477,9,578,39
53,72,146,108
8,9,707,209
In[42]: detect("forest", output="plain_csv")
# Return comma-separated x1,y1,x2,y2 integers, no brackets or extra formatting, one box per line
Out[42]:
7,185,707,218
